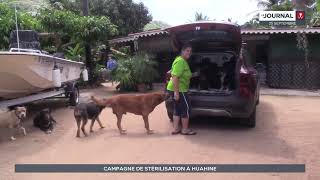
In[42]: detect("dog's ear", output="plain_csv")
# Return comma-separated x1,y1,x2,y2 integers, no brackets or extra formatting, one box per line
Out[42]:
91,96,99,103
15,106,26,112
91,96,104,106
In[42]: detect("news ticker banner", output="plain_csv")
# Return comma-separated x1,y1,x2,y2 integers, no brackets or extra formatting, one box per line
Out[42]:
15,164,305,173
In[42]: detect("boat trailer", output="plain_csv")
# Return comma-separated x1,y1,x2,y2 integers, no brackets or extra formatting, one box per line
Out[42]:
0,82,80,109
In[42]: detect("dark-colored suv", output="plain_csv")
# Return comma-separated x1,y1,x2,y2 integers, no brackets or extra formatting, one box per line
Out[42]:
164,22,260,127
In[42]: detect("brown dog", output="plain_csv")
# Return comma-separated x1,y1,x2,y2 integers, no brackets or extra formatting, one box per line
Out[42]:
91,92,168,135
0,107,27,140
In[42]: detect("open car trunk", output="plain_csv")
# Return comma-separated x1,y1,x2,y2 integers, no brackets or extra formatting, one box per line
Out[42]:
189,51,237,95
166,22,241,96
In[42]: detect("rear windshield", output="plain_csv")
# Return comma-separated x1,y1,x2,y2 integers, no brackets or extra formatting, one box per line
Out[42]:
176,30,237,53
176,30,235,43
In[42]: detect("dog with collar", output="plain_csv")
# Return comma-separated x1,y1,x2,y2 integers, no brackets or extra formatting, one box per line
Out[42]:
0,107,27,140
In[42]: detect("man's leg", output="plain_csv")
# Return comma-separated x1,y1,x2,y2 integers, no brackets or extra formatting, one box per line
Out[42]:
181,117,189,130
180,92,196,135
172,115,180,132
171,91,181,134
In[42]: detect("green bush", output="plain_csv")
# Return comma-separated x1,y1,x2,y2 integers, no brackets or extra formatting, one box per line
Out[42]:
112,54,159,91
65,43,84,61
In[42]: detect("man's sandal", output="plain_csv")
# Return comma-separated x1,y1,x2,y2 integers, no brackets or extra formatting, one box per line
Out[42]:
171,130,181,135
181,129,197,135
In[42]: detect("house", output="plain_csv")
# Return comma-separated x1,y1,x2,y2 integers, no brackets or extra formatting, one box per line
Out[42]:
110,27,320,89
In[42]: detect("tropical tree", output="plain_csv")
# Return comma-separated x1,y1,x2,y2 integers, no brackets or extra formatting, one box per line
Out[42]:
194,12,210,21
257,0,281,9
48,0,152,36
144,21,171,31
0,3,42,50
291,0,316,10
270,0,294,10
37,8,117,49
0,0,49,12
310,0,320,26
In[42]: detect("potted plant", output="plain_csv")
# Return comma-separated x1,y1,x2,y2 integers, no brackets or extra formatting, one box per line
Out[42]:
132,54,159,92
112,54,159,92
111,57,136,91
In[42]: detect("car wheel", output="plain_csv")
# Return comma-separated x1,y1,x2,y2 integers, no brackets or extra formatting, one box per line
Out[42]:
246,108,256,128
69,86,80,106
167,111,173,122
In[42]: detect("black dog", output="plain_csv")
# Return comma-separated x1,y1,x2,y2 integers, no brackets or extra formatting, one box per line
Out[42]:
74,102,106,138
33,108,57,134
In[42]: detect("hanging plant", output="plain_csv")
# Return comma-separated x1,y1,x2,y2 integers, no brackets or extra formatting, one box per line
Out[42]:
296,32,309,68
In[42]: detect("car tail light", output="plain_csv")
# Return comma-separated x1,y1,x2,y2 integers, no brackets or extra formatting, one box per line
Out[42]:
239,66,254,98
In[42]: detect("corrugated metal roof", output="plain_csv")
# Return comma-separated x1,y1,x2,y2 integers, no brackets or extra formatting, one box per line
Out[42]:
241,28,320,34
110,29,168,44
128,29,168,38
109,36,136,44
110,28,320,44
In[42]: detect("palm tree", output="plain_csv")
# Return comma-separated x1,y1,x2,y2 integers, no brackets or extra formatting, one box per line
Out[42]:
1,0,49,11
194,12,210,21
291,0,316,10
257,0,282,9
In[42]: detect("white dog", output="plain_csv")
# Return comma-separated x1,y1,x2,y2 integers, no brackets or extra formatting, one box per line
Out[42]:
0,107,27,140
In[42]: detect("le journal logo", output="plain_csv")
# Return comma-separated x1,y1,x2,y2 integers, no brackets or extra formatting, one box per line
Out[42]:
259,11,305,21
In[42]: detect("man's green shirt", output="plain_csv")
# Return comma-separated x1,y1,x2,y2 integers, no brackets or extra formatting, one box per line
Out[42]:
167,56,192,92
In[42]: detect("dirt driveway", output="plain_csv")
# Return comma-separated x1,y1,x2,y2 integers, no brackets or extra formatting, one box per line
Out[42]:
0,85,319,180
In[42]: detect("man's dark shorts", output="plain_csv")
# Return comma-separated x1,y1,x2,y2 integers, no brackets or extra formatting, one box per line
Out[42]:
168,91,191,118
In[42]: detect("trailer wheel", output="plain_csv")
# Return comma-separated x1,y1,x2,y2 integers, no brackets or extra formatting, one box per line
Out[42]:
69,86,79,106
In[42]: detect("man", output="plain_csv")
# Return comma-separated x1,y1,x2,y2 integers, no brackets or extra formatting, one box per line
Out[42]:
167,44,199,135
105,54,118,84
105,54,118,70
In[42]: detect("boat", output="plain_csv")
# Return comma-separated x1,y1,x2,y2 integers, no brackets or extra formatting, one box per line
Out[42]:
0,30,85,100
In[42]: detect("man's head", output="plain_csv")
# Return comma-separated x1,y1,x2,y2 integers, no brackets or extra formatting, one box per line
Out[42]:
108,54,113,60
181,43,192,60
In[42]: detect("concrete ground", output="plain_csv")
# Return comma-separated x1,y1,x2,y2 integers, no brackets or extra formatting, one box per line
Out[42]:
260,87,320,97
0,84,319,180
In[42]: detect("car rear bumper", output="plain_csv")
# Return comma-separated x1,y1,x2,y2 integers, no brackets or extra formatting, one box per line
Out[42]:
165,93,256,119
191,108,232,117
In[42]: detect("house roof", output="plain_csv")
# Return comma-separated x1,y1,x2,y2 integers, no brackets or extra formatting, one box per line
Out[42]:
128,29,168,38
109,29,168,44
109,28,320,44
241,28,320,34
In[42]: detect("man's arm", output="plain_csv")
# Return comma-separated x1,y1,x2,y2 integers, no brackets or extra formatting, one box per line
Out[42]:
172,76,179,93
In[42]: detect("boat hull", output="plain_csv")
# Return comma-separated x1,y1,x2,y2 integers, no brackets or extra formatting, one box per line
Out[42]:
0,52,84,99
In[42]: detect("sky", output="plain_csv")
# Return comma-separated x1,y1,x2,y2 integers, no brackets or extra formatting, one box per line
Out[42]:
133,0,260,25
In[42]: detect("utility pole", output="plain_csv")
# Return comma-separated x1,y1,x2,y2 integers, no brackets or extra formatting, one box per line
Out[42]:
82,0,93,84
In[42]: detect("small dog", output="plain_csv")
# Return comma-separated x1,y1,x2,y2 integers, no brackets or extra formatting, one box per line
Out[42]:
91,92,168,135
0,107,27,140
33,108,57,134
74,102,106,138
